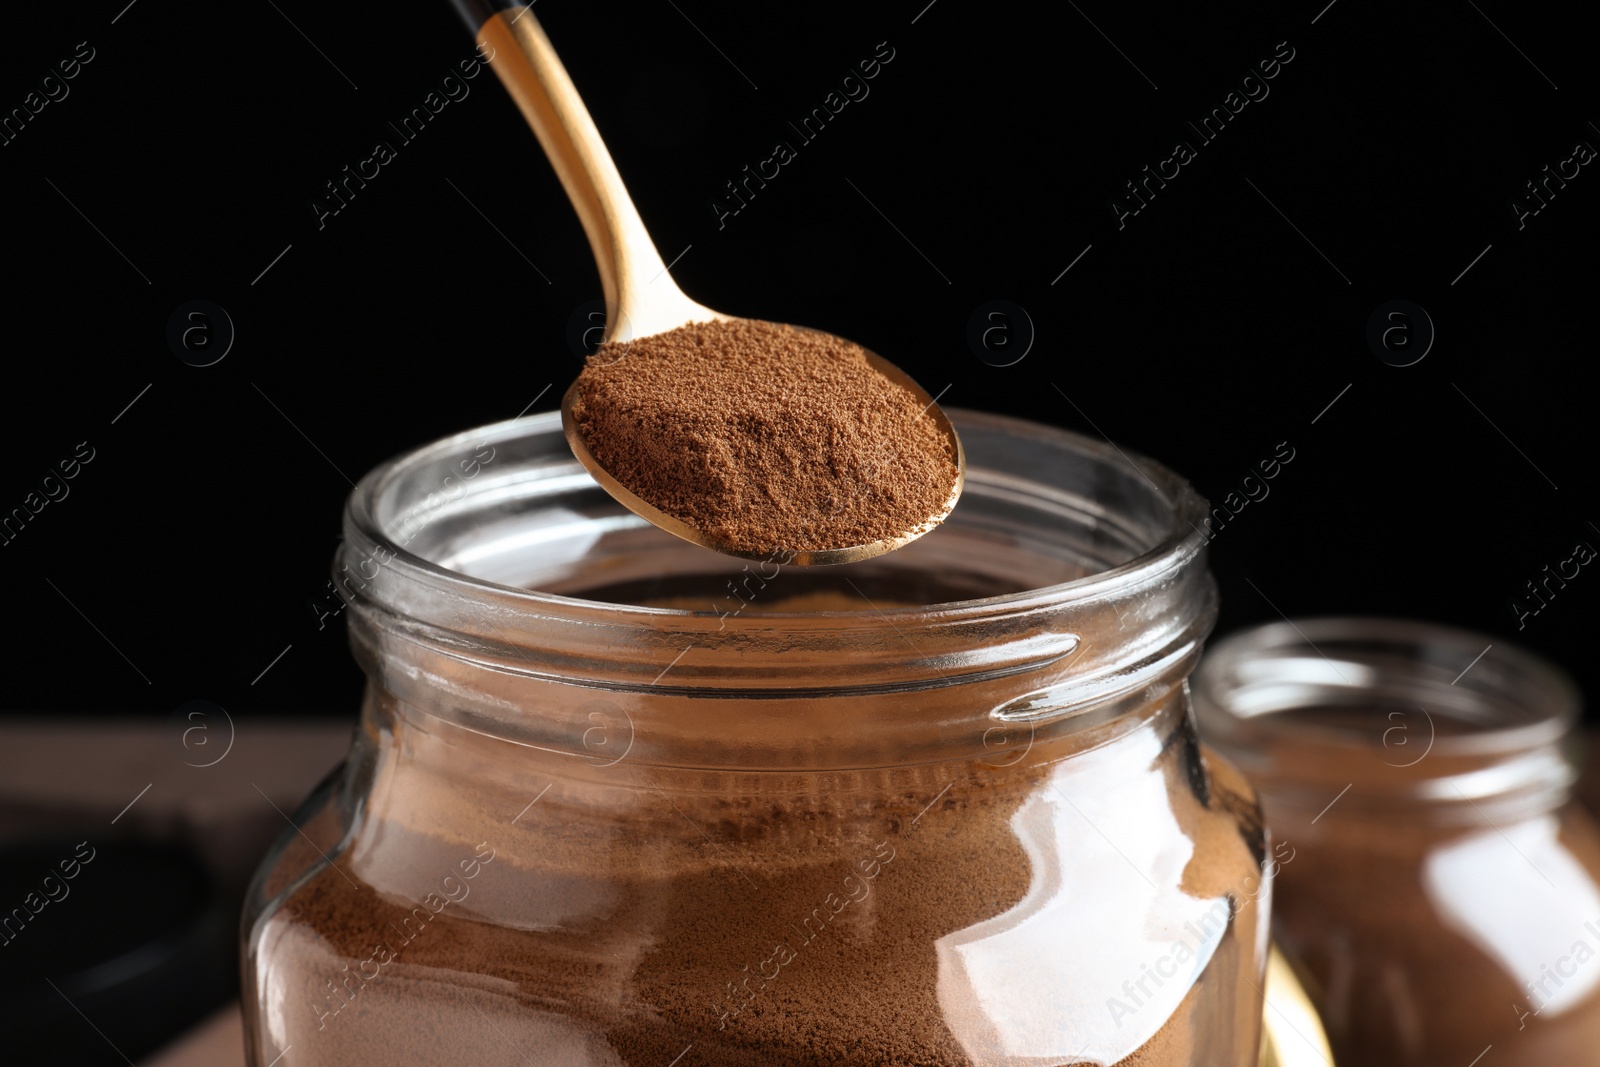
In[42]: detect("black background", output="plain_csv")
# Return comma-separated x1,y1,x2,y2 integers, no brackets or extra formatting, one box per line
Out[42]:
1,0,1594,724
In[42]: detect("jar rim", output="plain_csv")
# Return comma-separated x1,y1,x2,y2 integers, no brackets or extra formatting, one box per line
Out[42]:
1192,616,1579,761
346,407,1212,626
335,407,1219,723
337,409,1219,764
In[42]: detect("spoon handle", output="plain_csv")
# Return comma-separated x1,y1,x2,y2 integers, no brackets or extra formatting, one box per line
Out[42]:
452,2,716,342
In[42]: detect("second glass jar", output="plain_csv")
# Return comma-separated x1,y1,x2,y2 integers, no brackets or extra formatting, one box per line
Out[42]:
1194,618,1600,1066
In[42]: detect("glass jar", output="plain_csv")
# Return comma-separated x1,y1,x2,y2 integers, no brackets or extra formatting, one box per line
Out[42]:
1193,618,1600,1066
242,410,1270,1066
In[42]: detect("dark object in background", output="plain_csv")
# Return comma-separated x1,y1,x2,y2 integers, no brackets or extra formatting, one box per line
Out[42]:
0,839,234,1065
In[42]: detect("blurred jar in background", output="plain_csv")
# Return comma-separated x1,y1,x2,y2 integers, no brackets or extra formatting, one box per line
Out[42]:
1194,618,1600,1066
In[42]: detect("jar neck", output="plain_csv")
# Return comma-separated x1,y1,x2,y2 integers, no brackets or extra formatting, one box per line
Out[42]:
1194,618,1582,830
352,669,1197,805
338,410,1218,771
1240,732,1578,829
345,600,1208,773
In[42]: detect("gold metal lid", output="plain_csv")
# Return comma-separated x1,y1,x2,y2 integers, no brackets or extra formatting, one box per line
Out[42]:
1260,944,1335,1067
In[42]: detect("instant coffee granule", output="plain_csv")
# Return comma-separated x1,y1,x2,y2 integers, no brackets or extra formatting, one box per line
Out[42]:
568,319,960,555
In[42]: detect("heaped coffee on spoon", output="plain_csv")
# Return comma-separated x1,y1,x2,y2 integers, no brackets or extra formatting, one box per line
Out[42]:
569,319,960,561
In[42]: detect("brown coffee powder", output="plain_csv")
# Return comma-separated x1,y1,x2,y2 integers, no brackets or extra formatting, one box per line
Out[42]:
568,319,960,556
252,715,1262,1065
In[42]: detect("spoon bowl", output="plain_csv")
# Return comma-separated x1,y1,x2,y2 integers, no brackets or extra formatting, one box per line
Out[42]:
559,333,964,566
